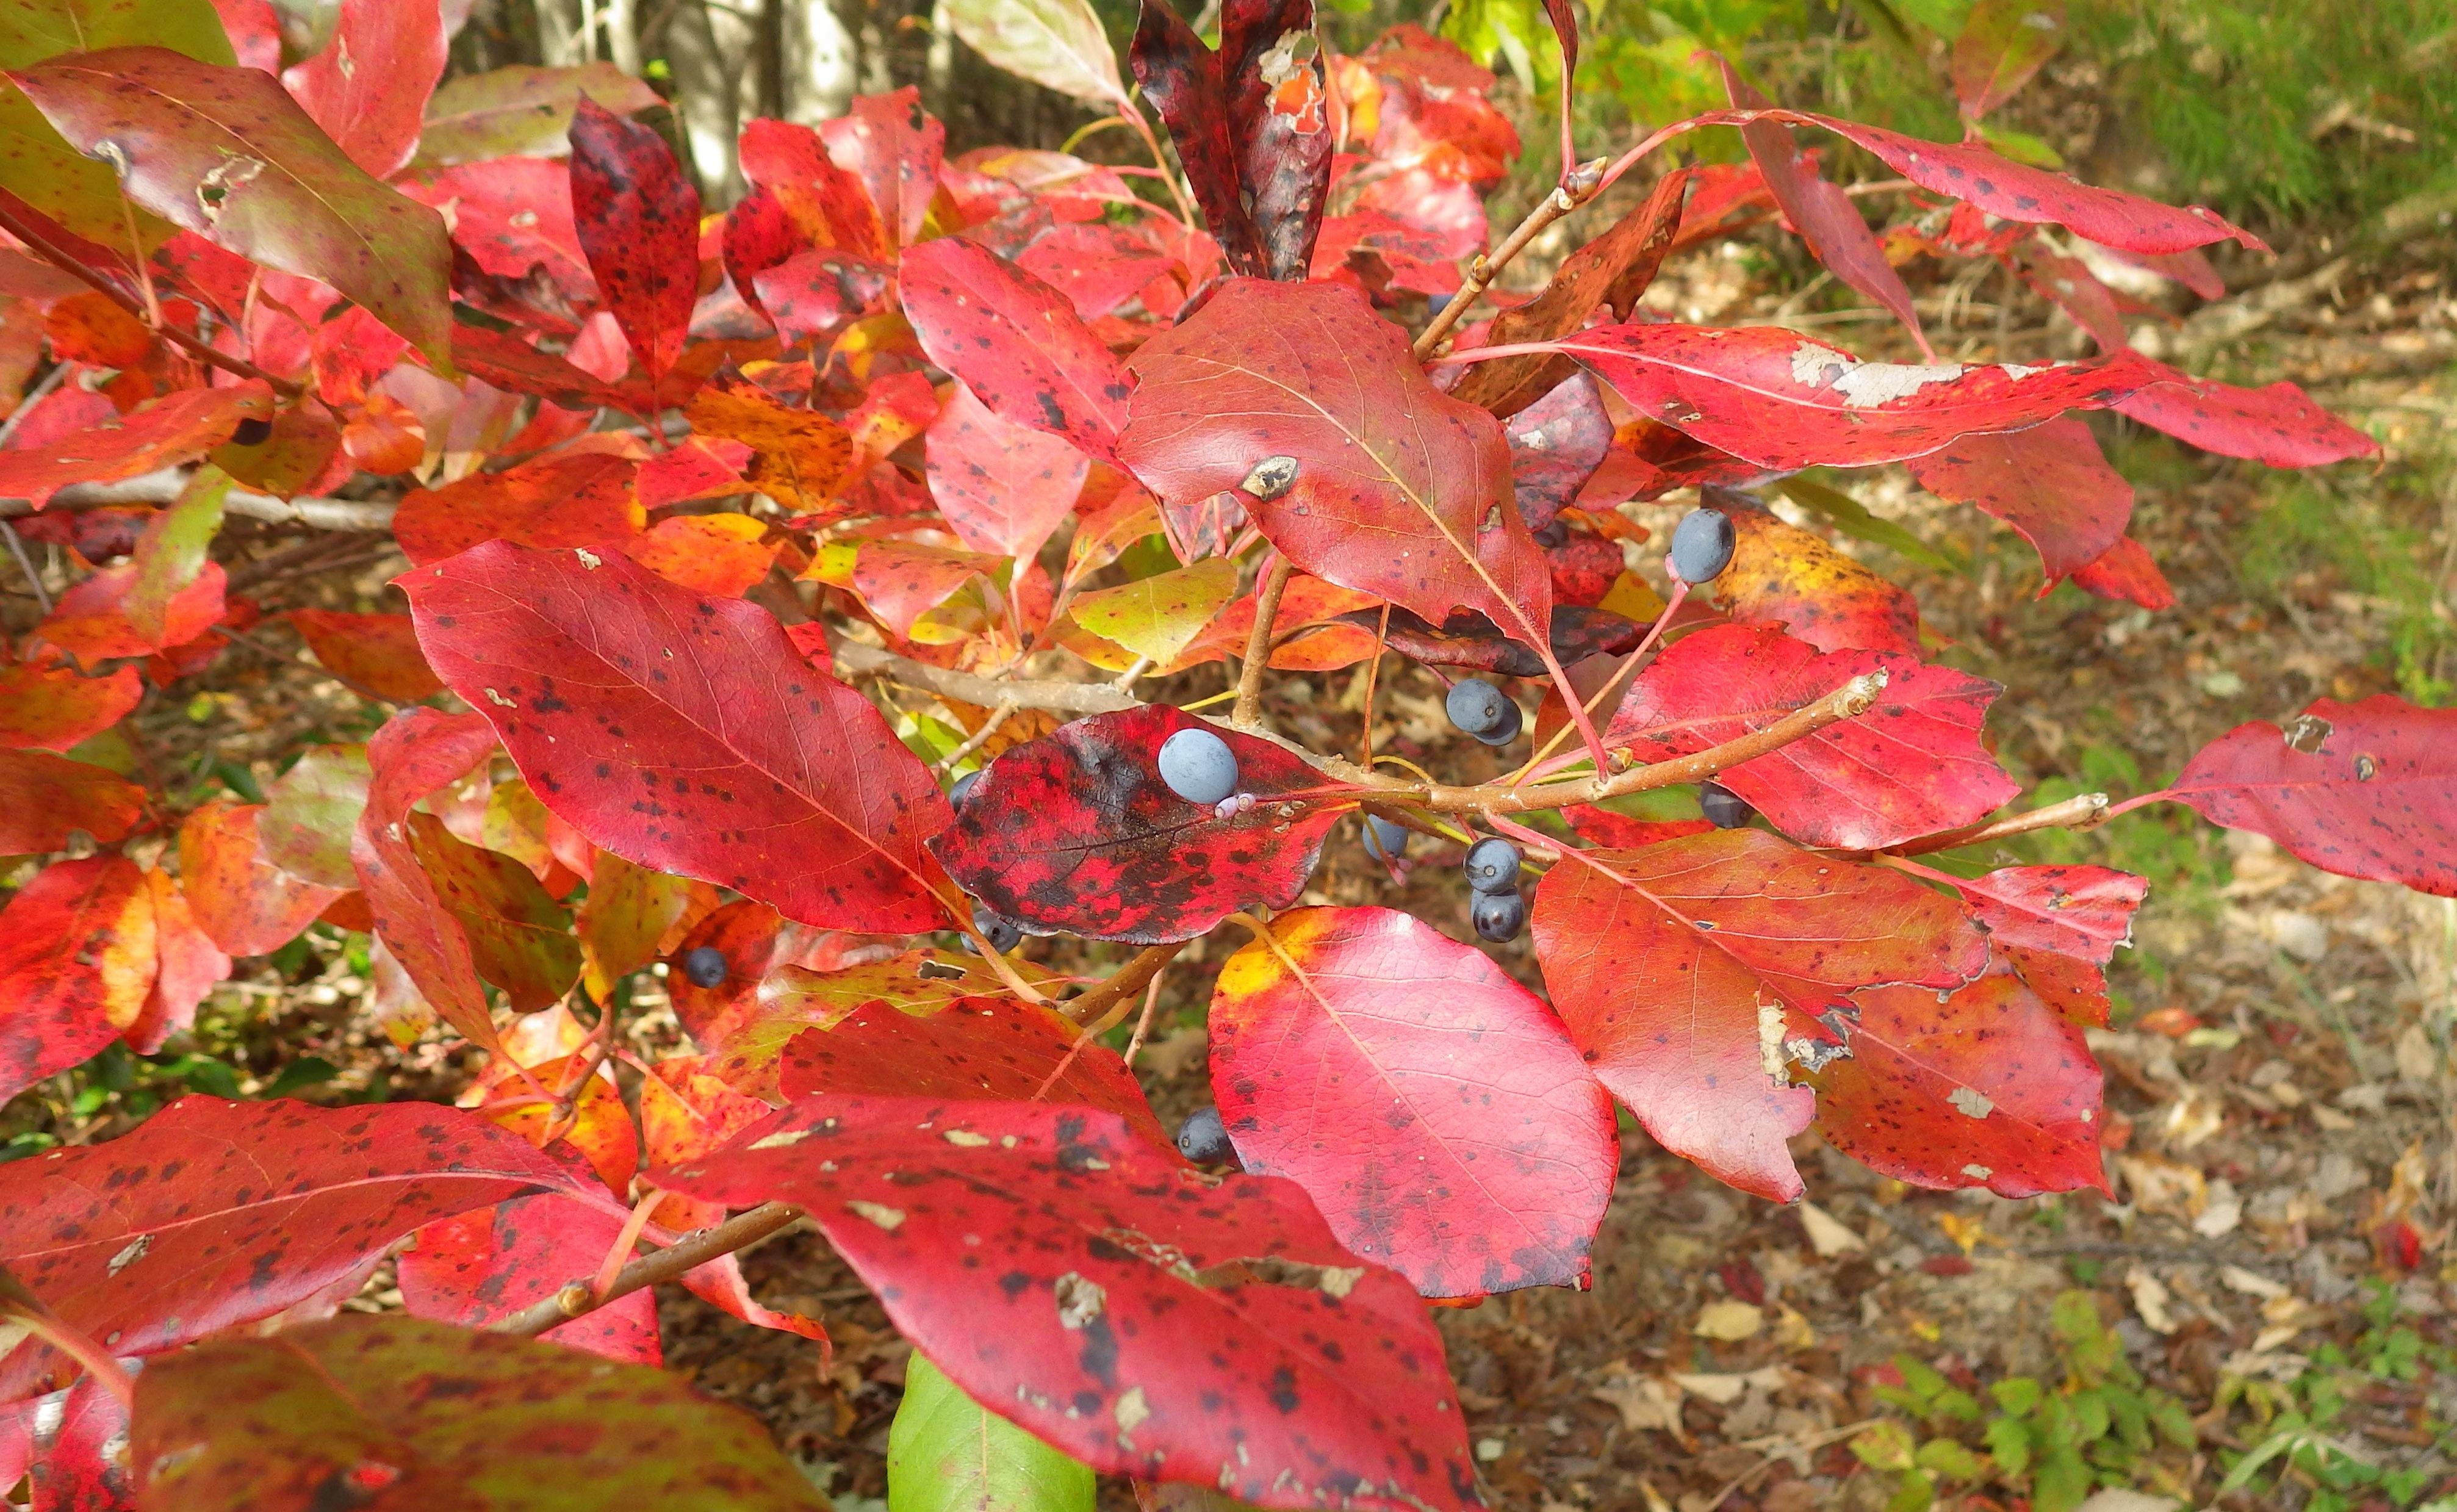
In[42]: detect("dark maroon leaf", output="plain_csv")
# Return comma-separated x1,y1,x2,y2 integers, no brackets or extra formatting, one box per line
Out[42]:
1220,0,1331,280
1130,0,1264,276
655,1093,1480,1510
929,704,1361,944
0,1095,597,1400
568,97,701,393
1505,372,1614,531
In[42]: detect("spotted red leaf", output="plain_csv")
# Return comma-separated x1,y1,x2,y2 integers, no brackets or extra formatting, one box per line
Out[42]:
1502,373,1615,530
1533,832,1988,1201
129,1314,827,1510
926,379,1090,562
780,994,1170,1150
1907,416,2131,584
1556,324,2160,470
1208,907,1616,1298
928,704,1358,944
2068,533,2173,611
0,1095,599,1400
0,659,141,751
1714,502,1920,657
0,750,146,854
126,865,232,1056
1695,107,2264,255
568,97,701,392
1220,0,1332,281
2111,361,2377,468
898,237,1132,461
2167,694,2457,896
1956,864,2146,1024
279,0,447,179
656,1094,1478,1511
394,451,644,566
351,707,501,1049
0,382,271,511
178,801,346,957
403,541,955,932
1130,0,1263,277
1605,623,2020,850
1810,968,2109,1197
399,1192,662,1363
0,856,154,1108
286,609,446,703
1122,279,1553,650
401,156,594,298
818,88,942,250
21,1373,127,1510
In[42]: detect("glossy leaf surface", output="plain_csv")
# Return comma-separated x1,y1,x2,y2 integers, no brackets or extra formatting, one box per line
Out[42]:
890,1351,1096,1512
179,801,344,957
0,749,145,854
899,237,1132,460
1906,416,2132,583
1714,503,1920,657
280,0,446,179
568,98,702,391
0,855,152,1107
398,1192,662,1363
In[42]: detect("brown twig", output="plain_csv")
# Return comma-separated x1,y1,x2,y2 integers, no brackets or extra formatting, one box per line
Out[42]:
0,198,305,400
1411,157,1606,359
0,521,48,615
4,467,398,529
827,629,1139,716
492,1200,805,1338
1062,940,1189,1029
1887,791,2110,857
1232,556,1293,728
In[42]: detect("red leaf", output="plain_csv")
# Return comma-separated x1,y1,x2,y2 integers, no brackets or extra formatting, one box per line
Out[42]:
1450,167,1690,419
1533,832,1987,1200
125,866,232,1054
1716,59,1927,354
655,1093,1479,1511
0,658,142,751
925,380,1091,562
400,1193,662,1363
447,325,644,415
1505,373,1616,530
0,1095,598,1399
640,1056,778,1230
403,541,956,932
817,88,943,250
1556,323,2160,469
0,383,270,511
898,237,1132,460
1221,0,1333,281
392,450,644,565
1907,416,2132,584
37,558,228,663
406,813,581,1013
1716,502,1921,657
568,98,702,391
1811,968,2109,1197
1332,603,1644,680
1696,107,2265,255
2112,361,2377,468
1123,279,1553,650
1604,624,2020,850
1018,222,1180,320
279,0,447,179
1562,807,1713,849
0,857,154,1107
178,801,345,957
2067,533,2173,611
1951,1,2065,120
1209,907,1617,1297
210,0,283,73
2168,694,2457,896
402,156,595,298
23,1375,129,1510
624,513,778,599
0,750,146,854
780,995,1170,1151
929,704,1358,944
738,118,892,263
1957,863,2146,1025
286,609,446,702
1130,0,1263,277
351,708,503,1049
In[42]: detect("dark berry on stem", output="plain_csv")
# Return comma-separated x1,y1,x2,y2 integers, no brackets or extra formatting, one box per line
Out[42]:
680,946,728,988
1472,697,1523,747
1362,814,1411,862
1445,679,1511,738
1463,837,1520,892
1472,888,1527,943
1668,508,1736,584
1699,780,1754,829
949,770,980,807
1157,727,1239,805
971,903,1023,954
1177,1106,1236,1165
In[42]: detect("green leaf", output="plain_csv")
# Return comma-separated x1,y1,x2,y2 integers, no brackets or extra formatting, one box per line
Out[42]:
258,743,373,890
0,0,228,243
2070,1388,2111,1443
414,62,663,166
2104,1384,2150,1450
1066,558,1239,665
132,1314,829,1510
941,0,1126,106
2149,1394,2198,1449
888,1352,1095,1512
1774,477,1962,572
1990,1376,2043,1417
1984,1414,2032,1478
1851,1420,1919,1473
10,46,453,367
123,461,228,646
1914,1438,1985,1481
2032,1442,2093,1512
1932,1387,1984,1425
1893,1354,1951,1403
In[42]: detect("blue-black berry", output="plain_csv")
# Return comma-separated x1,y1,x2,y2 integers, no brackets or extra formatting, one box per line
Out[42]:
971,903,1023,954
1668,509,1736,584
1158,727,1239,805
1176,1106,1237,1165
1472,888,1527,943
1362,814,1411,862
1471,697,1524,747
680,946,728,988
1699,780,1754,829
1446,679,1513,738
949,770,980,807
1463,837,1521,893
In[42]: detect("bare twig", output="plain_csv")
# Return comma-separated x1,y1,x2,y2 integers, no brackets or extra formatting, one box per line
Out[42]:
0,521,49,614
1887,792,2110,856
827,629,1139,716
936,700,1018,773
5,466,397,530
1232,556,1292,728
1412,157,1606,358
1063,940,1189,1029
492,1200,804,1338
